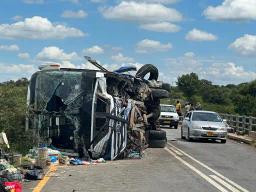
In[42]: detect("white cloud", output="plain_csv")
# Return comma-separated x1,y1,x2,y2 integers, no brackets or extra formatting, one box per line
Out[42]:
23,0,44,4
101,1,182,23
136,39,172,53
12,15,23,21
0,16,85,39
18,52,30,59
83,45,104,55
61,10,88,19
140,22,180,33
0,63,36,74
203,0,256,21
184,52,196,57
0,63,37,82
80,61,100,70
186,28,217,41
59,61,77,68
165,53,256,85
124,0,178,4
111,53,134,63
0,44,19,51
36,46,78,61
230,34,256,56
166,53,203,81
206,62,256,84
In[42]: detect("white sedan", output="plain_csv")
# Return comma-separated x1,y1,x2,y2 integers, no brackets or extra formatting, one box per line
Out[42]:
181,110,227,143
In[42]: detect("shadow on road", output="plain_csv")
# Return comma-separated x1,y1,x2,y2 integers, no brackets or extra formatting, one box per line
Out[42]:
172,138,225,144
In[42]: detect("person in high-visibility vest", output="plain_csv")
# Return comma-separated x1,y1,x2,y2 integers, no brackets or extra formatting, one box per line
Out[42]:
176,100,182,117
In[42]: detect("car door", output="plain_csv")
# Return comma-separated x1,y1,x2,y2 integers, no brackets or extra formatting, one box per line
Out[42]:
182,112,191,136
186,112,193,138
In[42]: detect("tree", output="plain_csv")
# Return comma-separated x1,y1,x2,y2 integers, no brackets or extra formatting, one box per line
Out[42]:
176,73,200,98
234,95,256,116
248,80,256,97
202,87,228,104
0,78,34,154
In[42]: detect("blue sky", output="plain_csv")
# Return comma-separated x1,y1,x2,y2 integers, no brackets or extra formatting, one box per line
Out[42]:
0,0,256,85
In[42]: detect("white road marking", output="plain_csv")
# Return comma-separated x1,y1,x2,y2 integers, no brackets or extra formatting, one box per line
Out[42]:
167,142,250,192
164,147,229,192
210,175,241,192
168,147,183,156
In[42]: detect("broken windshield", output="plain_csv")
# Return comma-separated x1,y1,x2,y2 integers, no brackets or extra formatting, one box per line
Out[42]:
35,71,83,113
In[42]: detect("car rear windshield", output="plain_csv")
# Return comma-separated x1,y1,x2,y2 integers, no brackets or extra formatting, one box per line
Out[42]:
161,105,176,113
192,112,222,122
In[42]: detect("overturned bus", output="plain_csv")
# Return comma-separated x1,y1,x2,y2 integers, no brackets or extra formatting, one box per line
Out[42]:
26,59,170,160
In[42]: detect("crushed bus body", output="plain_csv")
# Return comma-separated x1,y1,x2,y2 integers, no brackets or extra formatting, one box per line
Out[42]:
26,58,170,160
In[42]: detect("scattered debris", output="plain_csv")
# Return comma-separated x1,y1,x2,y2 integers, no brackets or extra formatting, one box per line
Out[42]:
24,168,44,180
127,151,142,159
2,181,22,192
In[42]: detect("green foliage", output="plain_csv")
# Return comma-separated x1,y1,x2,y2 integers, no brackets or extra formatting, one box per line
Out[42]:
234,95,256,116
202,87,228,104
177,73,200,98
173,73,256,117
0,78,34,154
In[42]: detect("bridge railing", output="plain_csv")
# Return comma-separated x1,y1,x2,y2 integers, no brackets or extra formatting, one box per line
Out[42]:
220,113,256,135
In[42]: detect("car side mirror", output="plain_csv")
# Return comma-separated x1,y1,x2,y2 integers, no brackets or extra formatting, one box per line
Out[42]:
223,119,227,123
185,117,190,121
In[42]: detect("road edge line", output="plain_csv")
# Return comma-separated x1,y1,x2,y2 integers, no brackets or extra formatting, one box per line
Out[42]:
210,175,241,192
167,142,249,192
164,147,229,192
32,165,57,192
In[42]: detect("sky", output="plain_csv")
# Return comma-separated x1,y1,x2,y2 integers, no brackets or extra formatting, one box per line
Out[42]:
0,0,256,85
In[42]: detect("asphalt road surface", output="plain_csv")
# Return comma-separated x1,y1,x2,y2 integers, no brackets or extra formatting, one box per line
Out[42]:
25,127,256,192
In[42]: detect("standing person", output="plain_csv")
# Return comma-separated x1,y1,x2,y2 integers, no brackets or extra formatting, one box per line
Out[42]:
184,102,191,115
176,100,182,117
190,103,195,111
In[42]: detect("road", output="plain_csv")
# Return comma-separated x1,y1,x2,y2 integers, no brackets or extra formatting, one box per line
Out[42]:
25,127,256,192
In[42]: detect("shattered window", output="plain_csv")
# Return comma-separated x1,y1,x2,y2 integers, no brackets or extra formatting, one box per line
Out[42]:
35,71,83,112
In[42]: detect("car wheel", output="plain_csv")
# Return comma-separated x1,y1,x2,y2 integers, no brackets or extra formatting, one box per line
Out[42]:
221,139,226,144
148,130,166,140
181,127,185,139
174,124,178,129
148,139,167,148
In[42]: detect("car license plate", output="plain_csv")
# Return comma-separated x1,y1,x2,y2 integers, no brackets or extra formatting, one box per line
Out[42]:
207,131,214,136
164,120,170,124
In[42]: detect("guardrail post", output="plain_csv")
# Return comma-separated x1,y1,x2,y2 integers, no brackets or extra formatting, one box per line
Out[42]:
242,116,247,134
249,117,253,132
236,116,240,133
221,113,256,135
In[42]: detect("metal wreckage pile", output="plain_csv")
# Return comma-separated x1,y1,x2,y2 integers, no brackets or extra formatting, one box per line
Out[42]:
26,57,170,161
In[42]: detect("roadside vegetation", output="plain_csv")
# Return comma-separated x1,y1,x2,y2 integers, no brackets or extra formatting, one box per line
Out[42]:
0,78,34,154
0,75,255,153
164,73,256,117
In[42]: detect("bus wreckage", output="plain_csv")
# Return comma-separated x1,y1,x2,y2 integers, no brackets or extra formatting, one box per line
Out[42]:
26,57,170,160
